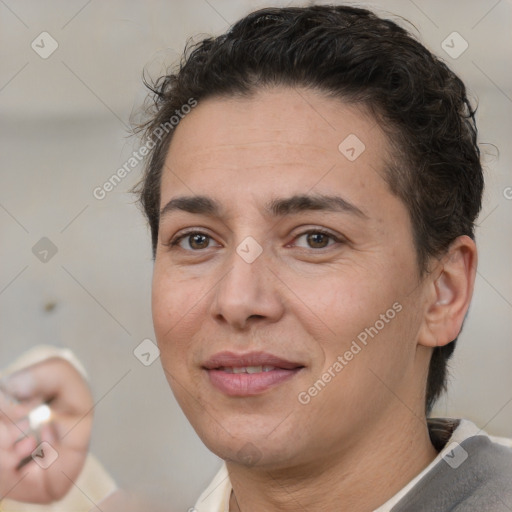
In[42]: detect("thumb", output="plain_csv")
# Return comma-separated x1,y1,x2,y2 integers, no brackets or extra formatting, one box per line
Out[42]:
2,369,37,402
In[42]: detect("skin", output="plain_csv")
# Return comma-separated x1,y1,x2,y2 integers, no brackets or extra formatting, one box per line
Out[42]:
0,359,163,510
0,358,93,504
152,87,477,511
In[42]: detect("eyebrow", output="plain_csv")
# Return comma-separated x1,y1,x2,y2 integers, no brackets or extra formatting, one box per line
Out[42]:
159,193,367,220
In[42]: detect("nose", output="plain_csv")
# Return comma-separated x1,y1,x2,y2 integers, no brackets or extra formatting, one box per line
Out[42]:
210,243,285,331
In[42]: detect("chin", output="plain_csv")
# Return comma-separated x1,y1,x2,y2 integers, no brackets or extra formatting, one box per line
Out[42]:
191,411,303,468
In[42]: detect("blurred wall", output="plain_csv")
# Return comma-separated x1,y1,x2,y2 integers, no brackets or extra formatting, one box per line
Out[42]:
1,1,511,510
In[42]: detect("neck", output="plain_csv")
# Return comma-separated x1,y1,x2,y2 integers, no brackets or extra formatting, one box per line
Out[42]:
227,412,438,512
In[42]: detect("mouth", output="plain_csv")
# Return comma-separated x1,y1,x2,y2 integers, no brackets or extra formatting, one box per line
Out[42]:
216,365,282,374
202,351,305,396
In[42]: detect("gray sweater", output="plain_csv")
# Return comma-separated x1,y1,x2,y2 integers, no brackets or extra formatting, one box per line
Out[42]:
391,418,512,512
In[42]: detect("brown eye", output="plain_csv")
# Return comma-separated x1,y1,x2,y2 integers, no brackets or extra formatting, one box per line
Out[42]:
293,230,338,249
306,232,330,248
171,231,216,250
187,233,211,250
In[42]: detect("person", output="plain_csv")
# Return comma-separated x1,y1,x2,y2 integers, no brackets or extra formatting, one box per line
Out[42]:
2,4,511,512
133,4,511,511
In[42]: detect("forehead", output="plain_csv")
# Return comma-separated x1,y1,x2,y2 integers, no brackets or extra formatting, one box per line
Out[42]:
161,87,391,206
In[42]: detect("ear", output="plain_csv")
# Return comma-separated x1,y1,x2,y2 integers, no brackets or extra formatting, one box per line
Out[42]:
418,235,477,348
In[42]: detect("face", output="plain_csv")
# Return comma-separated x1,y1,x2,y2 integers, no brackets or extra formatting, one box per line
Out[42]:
152,87,431,469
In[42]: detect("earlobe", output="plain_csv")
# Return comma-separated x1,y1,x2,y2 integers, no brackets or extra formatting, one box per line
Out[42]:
418,236,477,348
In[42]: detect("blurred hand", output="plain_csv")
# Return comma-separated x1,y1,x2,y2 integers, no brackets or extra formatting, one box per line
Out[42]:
0,357,93,503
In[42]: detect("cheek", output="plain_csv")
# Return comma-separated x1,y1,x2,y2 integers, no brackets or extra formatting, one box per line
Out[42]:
151,268,170,339
285,265,393,337
151,265,200,353
292,260,416,373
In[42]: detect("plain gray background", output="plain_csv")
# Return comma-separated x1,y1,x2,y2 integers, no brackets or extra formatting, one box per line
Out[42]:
1,1,511,510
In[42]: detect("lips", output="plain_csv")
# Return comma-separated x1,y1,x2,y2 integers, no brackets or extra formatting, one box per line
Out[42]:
203,351,304,396
203,351,303,370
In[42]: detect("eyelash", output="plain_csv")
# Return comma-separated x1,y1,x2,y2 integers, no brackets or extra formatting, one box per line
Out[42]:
168,228,343,251
168,230,216,249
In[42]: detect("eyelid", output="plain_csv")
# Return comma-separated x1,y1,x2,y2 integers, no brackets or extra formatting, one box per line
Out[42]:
165,226,346,251
289,228,344,249
166,228,221,249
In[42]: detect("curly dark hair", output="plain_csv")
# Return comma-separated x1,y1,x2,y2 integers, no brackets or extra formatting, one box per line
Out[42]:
133,5,483,415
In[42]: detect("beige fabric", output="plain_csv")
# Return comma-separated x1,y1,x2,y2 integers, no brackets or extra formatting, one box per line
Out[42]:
193,462,231,512
0,345,89,382
0,346,117,511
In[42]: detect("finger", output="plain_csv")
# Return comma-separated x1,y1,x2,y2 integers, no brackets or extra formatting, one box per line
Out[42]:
0,421,34,476
10,434,89,503
0,386,28,421
5,358,93,416
13,433,37,460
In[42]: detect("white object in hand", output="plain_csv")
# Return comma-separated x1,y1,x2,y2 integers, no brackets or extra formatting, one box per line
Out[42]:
28,404,52,430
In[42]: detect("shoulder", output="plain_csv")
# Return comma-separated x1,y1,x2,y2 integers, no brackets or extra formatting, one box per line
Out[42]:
391,418,512,512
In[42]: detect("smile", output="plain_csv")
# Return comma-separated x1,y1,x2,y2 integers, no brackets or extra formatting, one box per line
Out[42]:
203,352,304,396
219,365,277,373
